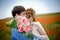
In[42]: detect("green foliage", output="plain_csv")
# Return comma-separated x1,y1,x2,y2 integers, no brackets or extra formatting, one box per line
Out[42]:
10,19,17,28
6,22,11,27
6,18,18,29
26,32,34,40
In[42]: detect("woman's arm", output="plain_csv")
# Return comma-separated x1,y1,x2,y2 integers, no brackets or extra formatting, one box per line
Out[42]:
33,33,49,40
35,22,47,34
37,26,46,35
32,26,49,40
32,22,49,40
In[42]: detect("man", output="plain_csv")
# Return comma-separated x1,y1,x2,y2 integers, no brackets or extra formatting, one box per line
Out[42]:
10,6,31,40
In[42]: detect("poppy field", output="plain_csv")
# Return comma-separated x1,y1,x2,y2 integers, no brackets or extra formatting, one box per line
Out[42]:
0,12,60,40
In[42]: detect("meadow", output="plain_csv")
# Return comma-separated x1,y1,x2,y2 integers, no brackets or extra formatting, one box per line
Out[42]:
0,12,60,40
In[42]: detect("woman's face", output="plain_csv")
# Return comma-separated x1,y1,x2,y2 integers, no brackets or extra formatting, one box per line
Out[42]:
20,11,28,18
20,11,33,22
29,17,33,22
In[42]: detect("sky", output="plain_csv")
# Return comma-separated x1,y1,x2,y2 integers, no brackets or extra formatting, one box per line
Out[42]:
0,0,60,19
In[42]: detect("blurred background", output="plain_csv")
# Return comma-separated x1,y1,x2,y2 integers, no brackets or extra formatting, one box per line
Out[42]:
0,0,60,40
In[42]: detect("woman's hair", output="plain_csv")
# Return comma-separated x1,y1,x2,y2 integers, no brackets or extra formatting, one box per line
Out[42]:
26,8,35,16
26,8,36,21
12,6,25,17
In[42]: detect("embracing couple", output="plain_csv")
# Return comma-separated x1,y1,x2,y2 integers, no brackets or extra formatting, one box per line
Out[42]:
8,6,49,40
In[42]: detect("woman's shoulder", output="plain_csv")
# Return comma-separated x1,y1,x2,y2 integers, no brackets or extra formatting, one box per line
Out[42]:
32,21,43,28
32,21,41,25
32,21,39,23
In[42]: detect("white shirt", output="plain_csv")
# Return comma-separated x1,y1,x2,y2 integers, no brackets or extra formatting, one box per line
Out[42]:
31,22,49,40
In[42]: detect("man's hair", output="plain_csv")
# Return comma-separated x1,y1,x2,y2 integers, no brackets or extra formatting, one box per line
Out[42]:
12,6,25,17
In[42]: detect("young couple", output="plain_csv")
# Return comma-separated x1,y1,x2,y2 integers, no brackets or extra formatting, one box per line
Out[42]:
9,6,49,40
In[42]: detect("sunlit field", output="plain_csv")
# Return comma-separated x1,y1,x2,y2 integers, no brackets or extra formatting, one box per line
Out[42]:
0,12,60,40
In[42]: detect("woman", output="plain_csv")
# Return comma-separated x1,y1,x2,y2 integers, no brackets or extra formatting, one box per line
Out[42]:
23,8,49,40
